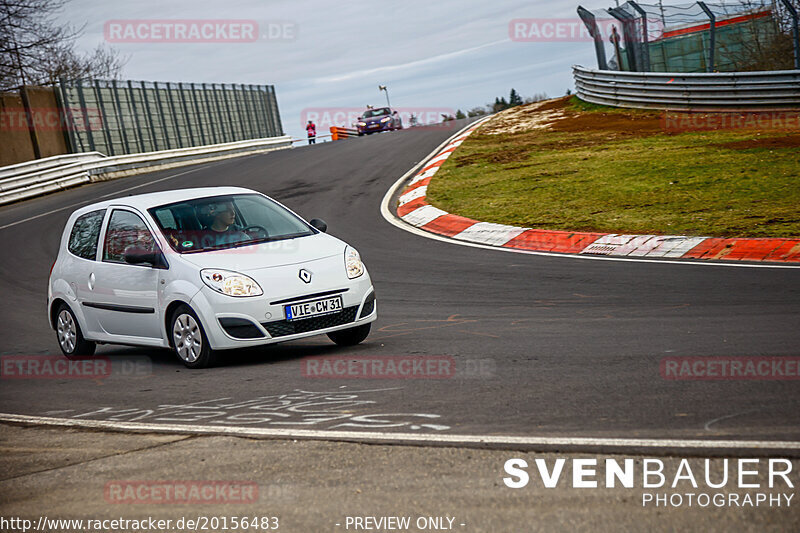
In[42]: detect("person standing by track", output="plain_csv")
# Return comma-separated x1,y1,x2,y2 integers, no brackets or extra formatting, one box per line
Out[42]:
306,120,317,144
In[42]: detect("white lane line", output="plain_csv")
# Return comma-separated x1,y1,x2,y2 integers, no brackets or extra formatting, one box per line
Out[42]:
0,159,230,231
379,121,800,270
1,413,798,451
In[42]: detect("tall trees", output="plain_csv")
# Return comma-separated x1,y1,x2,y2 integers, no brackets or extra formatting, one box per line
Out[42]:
1,0,126,90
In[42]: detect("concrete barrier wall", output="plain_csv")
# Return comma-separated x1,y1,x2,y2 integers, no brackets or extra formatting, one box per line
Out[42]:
0,87,69,166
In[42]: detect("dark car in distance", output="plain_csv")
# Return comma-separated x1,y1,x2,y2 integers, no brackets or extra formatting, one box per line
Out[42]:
356,107,403,135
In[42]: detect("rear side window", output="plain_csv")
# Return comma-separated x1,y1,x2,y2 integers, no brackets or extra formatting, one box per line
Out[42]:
67,209,105,260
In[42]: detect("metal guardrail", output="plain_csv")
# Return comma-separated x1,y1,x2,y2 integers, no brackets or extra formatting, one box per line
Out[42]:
0,152,107,181
573,65,800,110
0,136,292,207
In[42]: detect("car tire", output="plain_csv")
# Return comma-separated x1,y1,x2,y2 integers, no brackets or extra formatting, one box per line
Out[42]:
55,303,96,357
170,304,216,369
327,323,371,346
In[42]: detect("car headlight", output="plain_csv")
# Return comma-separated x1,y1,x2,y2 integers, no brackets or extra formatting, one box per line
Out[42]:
201,269,263,297
358,121,366,127
345,246,364,279
380,117,391,123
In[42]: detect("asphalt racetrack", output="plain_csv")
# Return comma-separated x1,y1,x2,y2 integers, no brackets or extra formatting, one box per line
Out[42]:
1,122,799,447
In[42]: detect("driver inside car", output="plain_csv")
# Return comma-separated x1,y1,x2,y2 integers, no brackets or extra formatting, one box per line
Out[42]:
197,201,251,248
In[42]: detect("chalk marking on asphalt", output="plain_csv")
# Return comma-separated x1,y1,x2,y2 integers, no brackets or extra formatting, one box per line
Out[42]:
379,120,800,270
1,413,799,452
0,159,232,231
704,409,764,432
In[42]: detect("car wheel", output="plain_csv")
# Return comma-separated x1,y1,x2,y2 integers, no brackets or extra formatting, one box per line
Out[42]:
170,305,215,369
327,323,371,346
56,303,96,357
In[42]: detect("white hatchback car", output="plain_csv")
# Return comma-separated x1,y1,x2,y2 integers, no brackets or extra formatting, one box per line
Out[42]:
48,187,376,368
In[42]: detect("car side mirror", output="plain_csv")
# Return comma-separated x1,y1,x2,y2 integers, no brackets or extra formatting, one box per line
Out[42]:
309,218,327,233
124,247,165,268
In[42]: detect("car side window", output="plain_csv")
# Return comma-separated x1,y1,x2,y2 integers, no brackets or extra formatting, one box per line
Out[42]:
67,209,106,260
103,209,158,263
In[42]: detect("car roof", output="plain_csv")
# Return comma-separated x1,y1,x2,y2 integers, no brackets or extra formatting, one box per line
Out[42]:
71,186,259,217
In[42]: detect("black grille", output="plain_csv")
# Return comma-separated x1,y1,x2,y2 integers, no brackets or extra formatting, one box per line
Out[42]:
359,292,375,318
219,317,265,339
262,306,358,338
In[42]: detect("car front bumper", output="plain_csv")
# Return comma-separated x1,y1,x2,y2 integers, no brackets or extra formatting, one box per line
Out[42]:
189,273,376,351
358,122,392,133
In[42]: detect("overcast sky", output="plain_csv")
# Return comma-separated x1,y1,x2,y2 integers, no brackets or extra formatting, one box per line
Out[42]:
64,0,609,140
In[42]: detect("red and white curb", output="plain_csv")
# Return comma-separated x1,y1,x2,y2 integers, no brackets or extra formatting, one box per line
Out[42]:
388,119,800,265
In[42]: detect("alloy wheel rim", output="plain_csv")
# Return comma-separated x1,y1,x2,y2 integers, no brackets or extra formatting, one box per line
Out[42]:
57,310,76,353
173,313,202,363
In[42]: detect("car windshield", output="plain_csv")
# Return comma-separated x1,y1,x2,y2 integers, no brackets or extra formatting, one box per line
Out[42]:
363,108,390,118
148,193,315,253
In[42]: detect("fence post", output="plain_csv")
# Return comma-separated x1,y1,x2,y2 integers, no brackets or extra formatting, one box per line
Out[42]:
629,1,651,72
56,78,79,154
92,81,114,155
697,2,715,72
18,86,42,158
201,83,219,144
780,0,800,69
73,80,93,152
126,80,145,152
111,80,132,154
270,86,284,135
254,86,271,138
140,81,160,151
240,84,256,139
231,84,247,139
190,83,207,146
152,82,172,150
211,84,228,143
577,6,609,70
165,82,184,148
608,6,641,71
220,84,237,141
177,82,196,147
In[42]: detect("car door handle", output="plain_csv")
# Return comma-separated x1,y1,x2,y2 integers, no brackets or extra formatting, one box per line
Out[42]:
88,272,95,291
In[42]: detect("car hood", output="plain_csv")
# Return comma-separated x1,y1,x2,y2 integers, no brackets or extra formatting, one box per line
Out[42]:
177,232,346,272
363,115,389,123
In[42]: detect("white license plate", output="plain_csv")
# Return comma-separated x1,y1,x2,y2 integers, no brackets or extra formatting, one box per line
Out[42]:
285,296,343,321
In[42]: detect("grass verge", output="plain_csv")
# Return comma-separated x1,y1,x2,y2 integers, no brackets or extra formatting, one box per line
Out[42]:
425,97,800,238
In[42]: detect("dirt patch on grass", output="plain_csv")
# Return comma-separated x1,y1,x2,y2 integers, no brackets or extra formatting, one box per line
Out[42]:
715,135,800,150
453,145,532,167
478,99,568,135
478,96,665,139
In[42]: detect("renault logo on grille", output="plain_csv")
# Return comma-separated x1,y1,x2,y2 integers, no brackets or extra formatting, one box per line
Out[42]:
299,269,312,284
